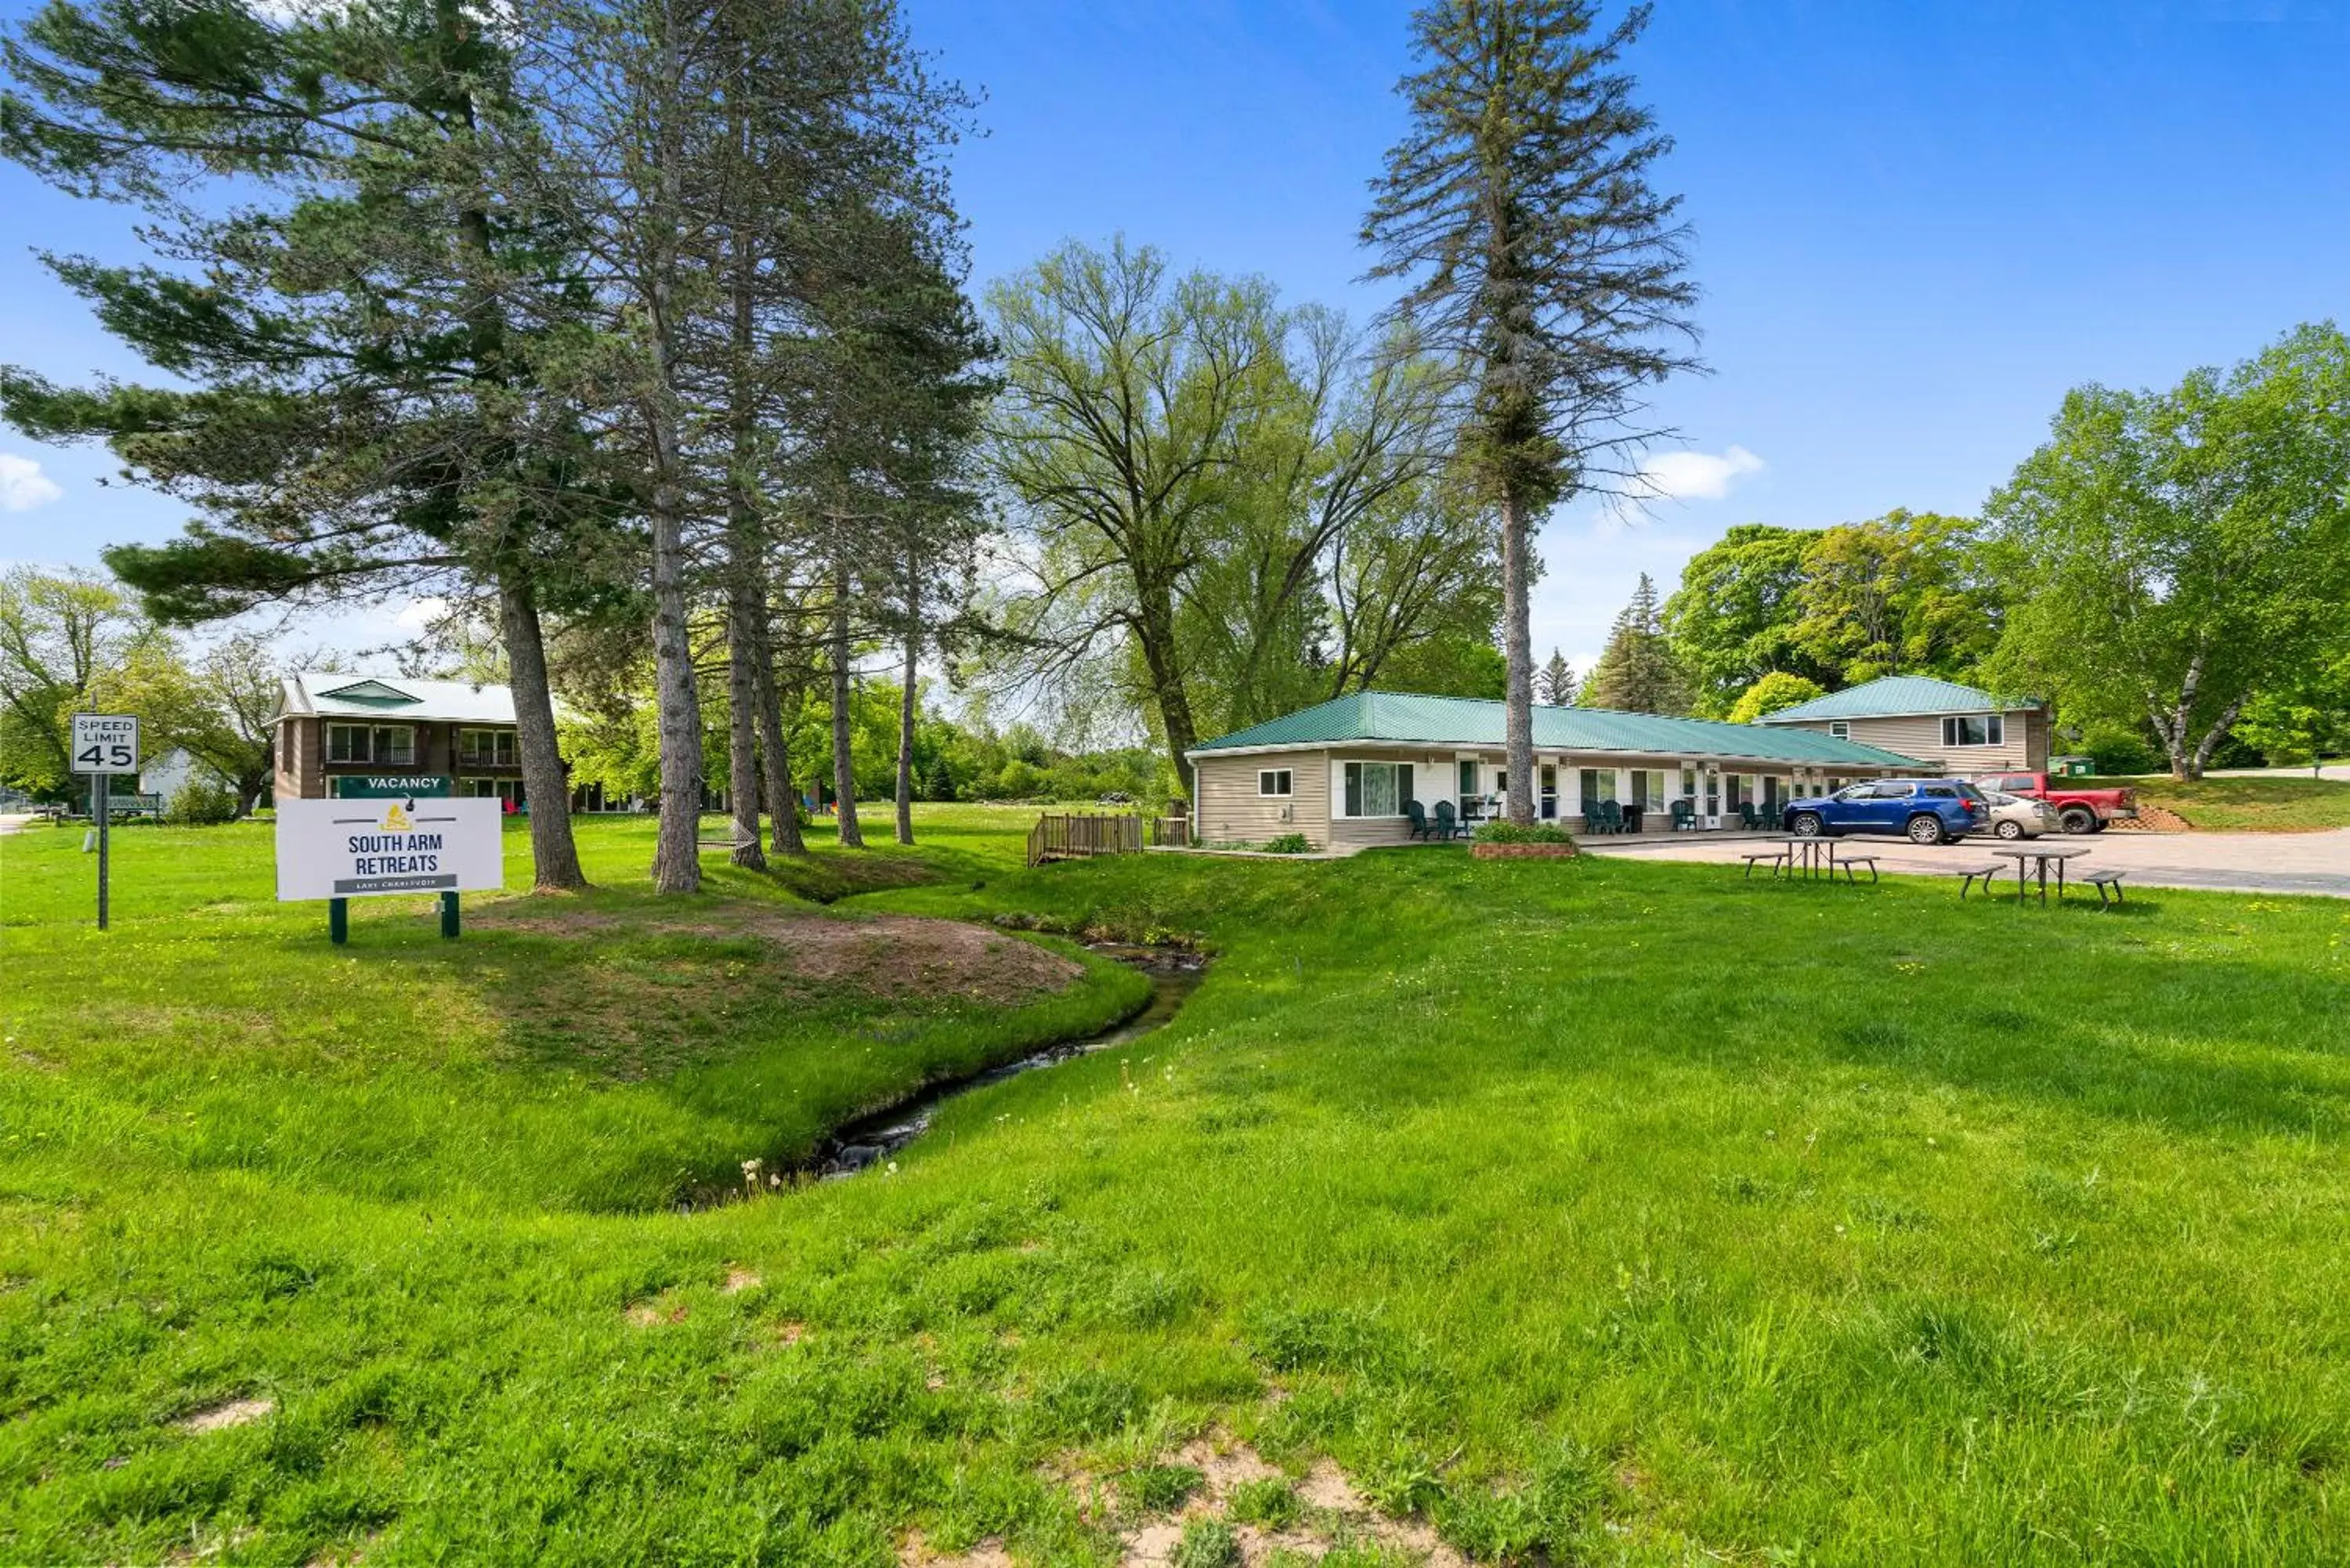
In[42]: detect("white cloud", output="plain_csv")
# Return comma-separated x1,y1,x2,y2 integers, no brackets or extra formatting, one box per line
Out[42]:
1638,444,1765,502
392,596,447,629
0,453,63,513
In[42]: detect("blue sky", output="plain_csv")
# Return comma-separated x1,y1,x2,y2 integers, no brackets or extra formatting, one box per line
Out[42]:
5,0,2348,670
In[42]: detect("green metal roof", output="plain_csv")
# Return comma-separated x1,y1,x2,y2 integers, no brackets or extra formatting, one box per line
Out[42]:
1189,691,1929,768
1755,674,2038,724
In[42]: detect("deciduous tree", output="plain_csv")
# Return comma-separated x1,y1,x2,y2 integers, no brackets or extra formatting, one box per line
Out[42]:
1983,323,2350,779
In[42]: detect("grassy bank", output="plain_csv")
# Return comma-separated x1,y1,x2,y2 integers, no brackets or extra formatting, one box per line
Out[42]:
4,811,2348,1563
2095,774,2350,832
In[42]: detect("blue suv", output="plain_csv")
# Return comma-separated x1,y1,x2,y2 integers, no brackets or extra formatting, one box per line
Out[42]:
1781,779,1988,845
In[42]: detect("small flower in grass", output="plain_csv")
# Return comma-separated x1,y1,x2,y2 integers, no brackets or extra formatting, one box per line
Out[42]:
885,1161,898,1176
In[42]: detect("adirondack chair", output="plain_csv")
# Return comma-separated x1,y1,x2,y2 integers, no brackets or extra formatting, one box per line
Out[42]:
1581,804,1606,835
1740,803,1766,830
1405,800,1432,840
1433,800,1462,840
1669,800,1697,833
1599,800,1625,834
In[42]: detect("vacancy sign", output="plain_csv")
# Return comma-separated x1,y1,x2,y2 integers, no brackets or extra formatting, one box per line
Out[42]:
276,796,505,901
70,713,140,774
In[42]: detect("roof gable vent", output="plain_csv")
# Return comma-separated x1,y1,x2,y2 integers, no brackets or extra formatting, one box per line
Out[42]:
314,678,419,707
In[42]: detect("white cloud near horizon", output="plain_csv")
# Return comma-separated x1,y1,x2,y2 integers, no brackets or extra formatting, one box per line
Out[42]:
392,596,448,629
0,453,63,513
1638,443,1765,503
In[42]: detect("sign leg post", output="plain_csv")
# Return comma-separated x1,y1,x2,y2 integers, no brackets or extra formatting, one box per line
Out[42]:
329,897,349,945
440,891,460,940
95,777,110,931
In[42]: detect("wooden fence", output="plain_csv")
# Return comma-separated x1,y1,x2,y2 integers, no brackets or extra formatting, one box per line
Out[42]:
1027,811,1144,867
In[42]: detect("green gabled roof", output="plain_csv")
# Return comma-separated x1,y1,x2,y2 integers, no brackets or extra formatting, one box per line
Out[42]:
1755,674,2039,724
1189,691,1928,768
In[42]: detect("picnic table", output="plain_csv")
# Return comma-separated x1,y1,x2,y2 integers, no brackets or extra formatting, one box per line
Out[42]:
1989,844,2092,905
1749,834,1843,880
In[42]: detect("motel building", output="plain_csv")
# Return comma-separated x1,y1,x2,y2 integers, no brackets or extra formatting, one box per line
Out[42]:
270,673,531,805
1184,689,1934,851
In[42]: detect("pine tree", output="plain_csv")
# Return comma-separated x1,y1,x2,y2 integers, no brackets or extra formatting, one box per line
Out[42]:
1362,0,1697,822
1538,647,1577,706
2,0,603,890
1583,573,1690,714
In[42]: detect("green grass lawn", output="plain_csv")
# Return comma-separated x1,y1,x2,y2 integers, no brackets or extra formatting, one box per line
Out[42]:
4,810,2348,1564
2093,774,2350,832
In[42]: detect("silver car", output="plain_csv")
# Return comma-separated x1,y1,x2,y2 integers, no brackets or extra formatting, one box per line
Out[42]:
1981,789,2059,840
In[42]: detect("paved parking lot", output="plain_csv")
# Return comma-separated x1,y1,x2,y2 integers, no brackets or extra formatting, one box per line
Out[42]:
1584,827,2350,898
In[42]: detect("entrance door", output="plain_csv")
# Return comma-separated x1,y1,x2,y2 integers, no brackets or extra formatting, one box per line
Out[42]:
1703,768,1722,828
1539,764,1557,819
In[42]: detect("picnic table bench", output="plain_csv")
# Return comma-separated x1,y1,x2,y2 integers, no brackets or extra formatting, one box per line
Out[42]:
2083,869,2127,909
1953,864,2005,899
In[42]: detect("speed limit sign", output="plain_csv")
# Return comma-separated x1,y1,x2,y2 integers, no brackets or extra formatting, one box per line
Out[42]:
70,713,140,774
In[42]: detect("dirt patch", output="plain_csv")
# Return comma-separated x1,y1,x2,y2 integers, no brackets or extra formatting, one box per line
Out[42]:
473,904,1083,1007
2110,804,2192,833
772,1321,807,1346
721,1267,761,1294
179,1397,273,1434
626,1298,688,1328
1051,1437,1468,1568
898,1531,1013,1567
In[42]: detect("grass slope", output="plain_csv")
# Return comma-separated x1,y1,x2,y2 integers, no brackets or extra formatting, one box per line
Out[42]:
3,811,2348,1564
2096,775,2350,833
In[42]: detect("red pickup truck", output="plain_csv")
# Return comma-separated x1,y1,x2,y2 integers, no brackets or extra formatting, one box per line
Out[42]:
1971,771,2138,835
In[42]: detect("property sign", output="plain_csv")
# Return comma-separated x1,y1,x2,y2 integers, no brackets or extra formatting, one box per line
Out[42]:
70,713,140,774
331,775,453,799
275,796,504,901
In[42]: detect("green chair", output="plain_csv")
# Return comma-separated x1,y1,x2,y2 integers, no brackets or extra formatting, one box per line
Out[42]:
1405,800,1432,840
1669,800,1697,833
1433,800,1462,840
1600,800,1625,834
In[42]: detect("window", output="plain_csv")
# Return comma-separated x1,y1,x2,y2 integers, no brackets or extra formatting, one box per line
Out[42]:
459,728,519,768
1941,714,2004,747
1828,721,1850,739
1580,768,1607,806
1341,761,1411,818
1258,768,1292,797
461,777,521,804
1681,767,1697,799
326,723,414,764
1922,784,1958,799
1458,759,1478,799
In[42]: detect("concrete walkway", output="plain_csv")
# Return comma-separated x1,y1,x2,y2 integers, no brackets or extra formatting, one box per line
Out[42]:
1582,827,2350,899
0,813,32,836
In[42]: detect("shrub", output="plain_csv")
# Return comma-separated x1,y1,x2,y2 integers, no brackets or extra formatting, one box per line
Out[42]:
1261,833,1313,854
1473,821,1574,845
2078,721,2162,776
167,780,240,825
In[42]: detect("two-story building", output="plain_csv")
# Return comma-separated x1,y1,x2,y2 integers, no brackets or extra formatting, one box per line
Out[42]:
1753,675,2048,775
271,674,528,803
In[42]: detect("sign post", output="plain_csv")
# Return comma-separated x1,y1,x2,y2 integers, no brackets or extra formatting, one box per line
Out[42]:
70,713,140,930
277,794,503,943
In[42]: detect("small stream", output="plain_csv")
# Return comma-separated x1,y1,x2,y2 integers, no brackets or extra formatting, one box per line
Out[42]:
804,943,1207,1180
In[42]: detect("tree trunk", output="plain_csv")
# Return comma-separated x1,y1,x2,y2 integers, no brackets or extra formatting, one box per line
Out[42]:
499,573,588,891
1133,577,1197,786
647,458,703,891
2189,692,2249,782
724,574,766,869
1499,489,1536,825
752,626,804,855
830,563,863,847
895,562,918,846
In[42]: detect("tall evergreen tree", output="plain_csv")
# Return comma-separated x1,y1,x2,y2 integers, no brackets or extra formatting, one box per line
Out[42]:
1538,646,1576,706
1,0,602,889
1362,0,1697,822
1582,573,1690,714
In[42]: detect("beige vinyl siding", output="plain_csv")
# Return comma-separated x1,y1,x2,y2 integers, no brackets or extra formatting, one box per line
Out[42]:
1774,709,2039,774
1195,749,1331,847
275,717,324,800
